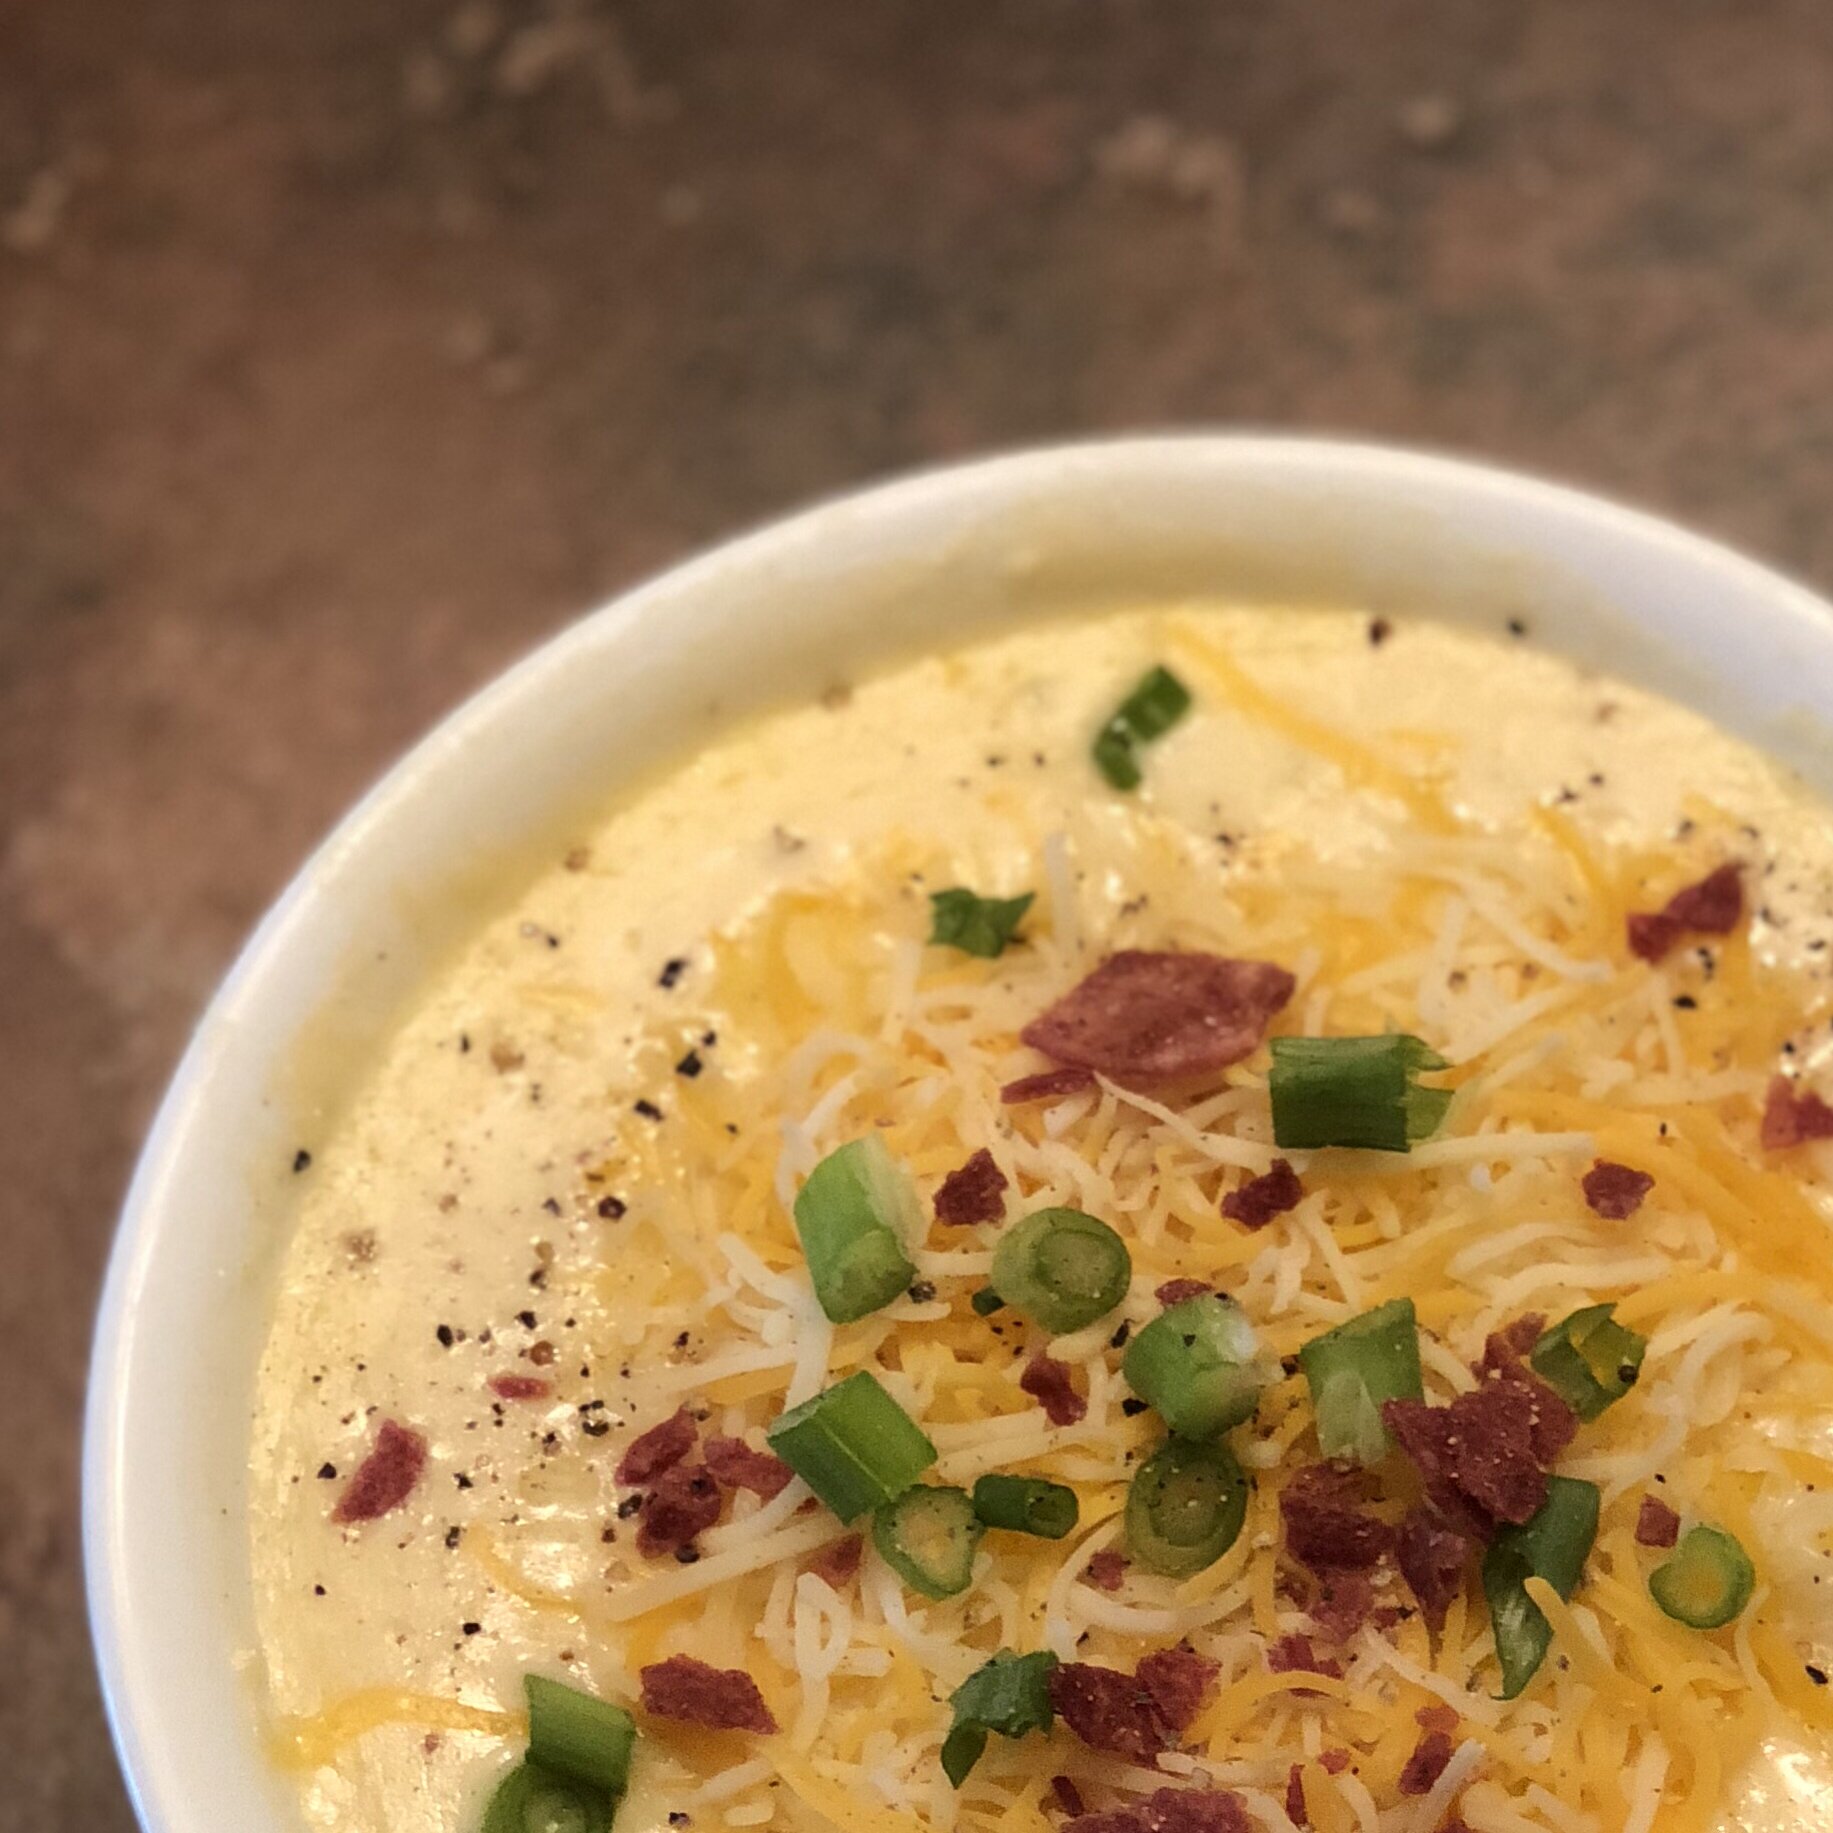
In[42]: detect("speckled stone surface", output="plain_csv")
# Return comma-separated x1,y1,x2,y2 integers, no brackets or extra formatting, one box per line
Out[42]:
7,1,1833,1824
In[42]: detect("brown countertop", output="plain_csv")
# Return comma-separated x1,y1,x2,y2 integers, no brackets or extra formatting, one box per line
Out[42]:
6,0,1833,1824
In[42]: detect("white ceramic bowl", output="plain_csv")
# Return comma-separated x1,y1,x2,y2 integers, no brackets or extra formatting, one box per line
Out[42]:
85,436,1833,1832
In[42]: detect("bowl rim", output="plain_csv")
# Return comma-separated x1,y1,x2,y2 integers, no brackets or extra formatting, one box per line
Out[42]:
83,431,1833,1832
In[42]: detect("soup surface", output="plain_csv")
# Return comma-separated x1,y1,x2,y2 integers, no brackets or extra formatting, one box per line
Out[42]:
251,607,1833,1833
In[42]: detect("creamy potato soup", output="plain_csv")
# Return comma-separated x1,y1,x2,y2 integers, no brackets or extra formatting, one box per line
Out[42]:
251,607,1833,1833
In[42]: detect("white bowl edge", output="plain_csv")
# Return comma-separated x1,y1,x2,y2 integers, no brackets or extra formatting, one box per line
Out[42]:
83,433,1833,1833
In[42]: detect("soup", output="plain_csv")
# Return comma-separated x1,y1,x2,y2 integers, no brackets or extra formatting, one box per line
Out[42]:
250,606,1833,1833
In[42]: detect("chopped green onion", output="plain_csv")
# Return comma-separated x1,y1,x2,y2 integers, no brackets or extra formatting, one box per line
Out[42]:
1482,1475,1601,1698
940,1649,1058,1787
793,1136,919,1324
873,1484,983,1599
1268,1034,1452,1152
971,1474,1079,1539
524,1677,635,1801
929,888,1035,959
482,1760,612,1833
766,1371,937,1523
1297,1297,1424,1464
1123,1295,1268,1441
970,1286,1007,1317
1649,1524,1755,1629
1125,1438,1249,1578
1092,665,1192,790
989,1207,1132,1334
1529,1304,1647,1422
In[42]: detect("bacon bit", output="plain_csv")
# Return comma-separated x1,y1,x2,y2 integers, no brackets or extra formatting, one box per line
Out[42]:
806,1533,863,1588
1415,1702,1460,1734
331,1420,427,1524
1154,1277,1212,1307
1002,1066,1098,1105
934,1147,1009,1225
1320,1749,1351,1774
1398,1729,1454,1796
1761,1074,1833,1150
1627,862,1742,961
1476,1313,1545,1376
1396,1509,1470,1633
615,1407,698,1486
1440,1820,1474,1833
639,1655,777,1734
1066,1791,1251,1833
487,1372,553,1401
1086,1549,1128,1591
1285,1765,1308,1829
1280,1462,1393,1573
703,1435,794,1499
635,1464,722,1558
1050,1661,1172,1762
1021,951,1296,1082
1049,1776,1087,1819
1021,1352,1087,1426
1306,1571,1375,1642
1265,1634,1343,1679
1636,1495,1681,1548
1136,1646,1219,1733
1220,1158,1302,1229
1582,1160,1655,1219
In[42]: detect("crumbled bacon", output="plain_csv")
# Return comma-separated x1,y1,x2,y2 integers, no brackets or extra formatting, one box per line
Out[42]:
1626,862,1742,962
615,1406,697,1486
639,1655,777,1734
1582,1159,1655,1219
1761,1074,1833,1150
1136,1646,1219,1734
1319,1749,1351,1775
1065,1789,1250,1833
1154,1277,1212,1307
1220,1158,1302,1229
1636,1495,1681,1548
1476,1314,1545,1376
1397,1729,1454,1796
806,1533,863,1588
934,1147,1010,1225
1396,1508,1470,1633
1020,951,1295,1082
487,1372,552,1401
1306,1571,1375,1642
1048,1777,1087,1819
1050,1653,1216,1764
1002,1066,1098,1105
1021,1352,1087,1426
1265,1634,1343,1679
635,1463,722,1557
703,1435,794,1499
1086,1548,1128,1591
1280,1462,1393,1573
1286,1765,1308,1828
1415,1702,1460,1734
331,1420,428,1524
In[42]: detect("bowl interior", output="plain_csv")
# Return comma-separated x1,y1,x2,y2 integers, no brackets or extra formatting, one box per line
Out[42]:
85,436,1833,1832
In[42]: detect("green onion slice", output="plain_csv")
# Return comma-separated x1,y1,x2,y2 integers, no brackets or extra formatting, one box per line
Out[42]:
766,1372,937,1524
989,1207,1132,1334
793,1136,920,1324
940,1649,1059,1787
1482,1475,1601,1698
1122,1295,1268,1441
1125,1438,1249,1578
971,1474,1079,1540
1092,665,1192,790
1268,1034,1453,1152
929,888,1035,959
524,1677,635,1801
481,1760,612,1833
872,1484,983,1599
1649,1524,1756,1629
1297,1297,1424,1464
1529,1303,1647,1422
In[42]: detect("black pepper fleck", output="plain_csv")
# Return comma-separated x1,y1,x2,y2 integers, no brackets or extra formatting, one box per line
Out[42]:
445,1526,462,1549
462,1621,482,1636
1673,994,1698,1010
292,1149,313,1174
517,1310,537,1329
455,1473,474,1490
675,1545,701,1565
906,1280,937,1304
617,1495,644,1519
658,958,689,989
597,1195,627,1220
1120,1398,1148,1417
318,1463,337,1480
1109,1321,1131,1349
1367,617,1391,647
634,1099,664,1121
675,1050,703,1079
1809,1665,1829,1687
436,1324,456,1348
582,1417,610,1437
